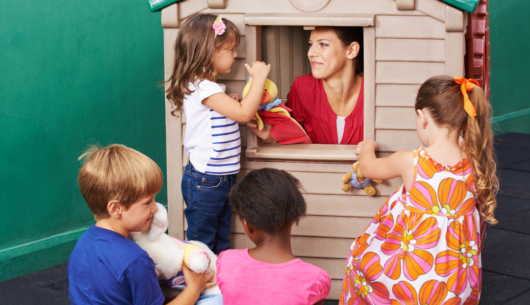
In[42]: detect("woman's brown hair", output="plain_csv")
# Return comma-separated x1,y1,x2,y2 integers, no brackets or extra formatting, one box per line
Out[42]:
165,14,240,116
415,75,499,224
316,26,364,75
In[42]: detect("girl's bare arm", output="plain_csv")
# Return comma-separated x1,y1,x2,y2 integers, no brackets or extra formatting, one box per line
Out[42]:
203,62,270,122
356,140,414,187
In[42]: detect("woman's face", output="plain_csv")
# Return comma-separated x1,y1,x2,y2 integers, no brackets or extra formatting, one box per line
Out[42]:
308,28,357,79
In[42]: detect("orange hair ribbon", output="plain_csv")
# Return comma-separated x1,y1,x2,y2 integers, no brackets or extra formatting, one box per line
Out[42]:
454,77,479,121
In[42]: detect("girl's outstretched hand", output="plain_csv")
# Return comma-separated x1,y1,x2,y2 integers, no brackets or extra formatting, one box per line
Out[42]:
244,61,271,81
247,118,274,143
355,140,378,157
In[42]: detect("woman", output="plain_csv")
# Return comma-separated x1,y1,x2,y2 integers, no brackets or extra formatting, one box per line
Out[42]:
248,26,364,145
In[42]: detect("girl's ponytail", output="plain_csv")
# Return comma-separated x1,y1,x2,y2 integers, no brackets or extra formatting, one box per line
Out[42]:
416,76,499,225
464,87,499,225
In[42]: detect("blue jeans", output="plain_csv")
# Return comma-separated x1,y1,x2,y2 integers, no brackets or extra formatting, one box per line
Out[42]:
196,294,223,305
182,163,237,255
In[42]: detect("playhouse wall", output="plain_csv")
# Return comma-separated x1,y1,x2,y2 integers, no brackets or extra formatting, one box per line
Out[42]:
164,0,466,299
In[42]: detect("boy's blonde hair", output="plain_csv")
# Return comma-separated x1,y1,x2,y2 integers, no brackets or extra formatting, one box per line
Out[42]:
78,144,163,218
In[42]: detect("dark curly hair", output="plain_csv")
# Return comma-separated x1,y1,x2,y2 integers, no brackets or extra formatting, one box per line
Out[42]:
229,168,306,235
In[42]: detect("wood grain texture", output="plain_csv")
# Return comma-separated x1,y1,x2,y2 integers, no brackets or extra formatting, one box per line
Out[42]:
445,32,465,77
415,0,447,22
238,169,402,196
375,106,416,130
364,27,376,141
376,38,445,62
164,28,184,239
375,129,422,152
375,15,445,39
375,84,420,107
376,61,445,84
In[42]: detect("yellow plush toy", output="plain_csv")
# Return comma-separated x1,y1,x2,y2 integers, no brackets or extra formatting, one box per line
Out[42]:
242,78,286,130
242,78,312,145
341,161,382,196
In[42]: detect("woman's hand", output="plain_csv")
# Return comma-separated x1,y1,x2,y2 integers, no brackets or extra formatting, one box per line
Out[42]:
355,140,377,157
227,93,242,101
247,118,274,143
244,61,271,81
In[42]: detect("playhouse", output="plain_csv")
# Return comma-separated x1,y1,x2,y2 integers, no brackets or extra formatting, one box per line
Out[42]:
161,0,490,299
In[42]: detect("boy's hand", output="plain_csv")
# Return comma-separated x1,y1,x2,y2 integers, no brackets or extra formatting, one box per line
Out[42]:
355,140,378,157
228,93,242,101
181,265,215,293
244,61,271,81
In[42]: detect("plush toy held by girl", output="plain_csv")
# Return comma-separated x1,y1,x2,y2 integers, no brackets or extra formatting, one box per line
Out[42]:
340,76,498,304
165,14,271,255
217,168,331,305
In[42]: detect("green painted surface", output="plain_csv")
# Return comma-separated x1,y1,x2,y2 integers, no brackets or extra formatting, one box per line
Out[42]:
440,0,478,13
489,0,530,134
0,0,165,281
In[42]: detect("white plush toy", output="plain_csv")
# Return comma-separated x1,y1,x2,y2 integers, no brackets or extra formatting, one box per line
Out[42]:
129,203,221,296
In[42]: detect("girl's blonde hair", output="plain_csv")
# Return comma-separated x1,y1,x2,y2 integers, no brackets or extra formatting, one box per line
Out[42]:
415,75,499,224
166,14,240,116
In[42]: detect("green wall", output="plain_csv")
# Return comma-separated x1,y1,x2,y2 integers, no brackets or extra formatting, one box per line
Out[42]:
489,0,530,134
0,1,166,281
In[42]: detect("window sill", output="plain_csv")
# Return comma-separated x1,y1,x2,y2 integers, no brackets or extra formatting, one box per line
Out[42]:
245,143,358,162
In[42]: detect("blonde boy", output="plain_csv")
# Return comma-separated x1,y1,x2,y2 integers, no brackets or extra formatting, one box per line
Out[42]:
68,144,213,305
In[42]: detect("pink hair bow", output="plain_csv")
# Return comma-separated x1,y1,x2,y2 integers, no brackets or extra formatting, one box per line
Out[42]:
213,16,226,37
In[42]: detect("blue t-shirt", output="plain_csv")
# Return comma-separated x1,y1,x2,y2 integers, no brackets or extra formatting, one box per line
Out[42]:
68,225,164,305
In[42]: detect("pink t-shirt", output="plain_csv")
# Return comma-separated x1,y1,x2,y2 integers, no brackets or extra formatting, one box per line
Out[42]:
216,249,331,305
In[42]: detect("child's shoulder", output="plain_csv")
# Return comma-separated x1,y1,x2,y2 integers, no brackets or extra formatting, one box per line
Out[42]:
217,248,246,262
71,226,149,270
189,78,225,93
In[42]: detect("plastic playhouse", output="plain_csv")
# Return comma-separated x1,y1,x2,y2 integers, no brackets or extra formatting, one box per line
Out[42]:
161,0,490,298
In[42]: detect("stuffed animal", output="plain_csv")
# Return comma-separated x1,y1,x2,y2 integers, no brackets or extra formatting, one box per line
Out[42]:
341,161,382,196
243,78,311,144
129,203,221,296
242,78,282,130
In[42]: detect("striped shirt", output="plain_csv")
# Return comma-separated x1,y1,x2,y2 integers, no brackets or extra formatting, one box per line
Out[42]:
183,80,241,175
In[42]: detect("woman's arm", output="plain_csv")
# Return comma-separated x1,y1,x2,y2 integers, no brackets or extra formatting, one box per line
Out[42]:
356,140,414,185
203,62,270,123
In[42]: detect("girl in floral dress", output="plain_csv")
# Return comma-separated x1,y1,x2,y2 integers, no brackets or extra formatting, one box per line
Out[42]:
340,76,499,305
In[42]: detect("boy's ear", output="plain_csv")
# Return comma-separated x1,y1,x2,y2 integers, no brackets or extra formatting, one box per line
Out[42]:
107,200,122,219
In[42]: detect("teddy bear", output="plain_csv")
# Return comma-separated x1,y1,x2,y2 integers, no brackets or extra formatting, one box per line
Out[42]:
129,203,221,296
243,78,311,144
341,161,382,196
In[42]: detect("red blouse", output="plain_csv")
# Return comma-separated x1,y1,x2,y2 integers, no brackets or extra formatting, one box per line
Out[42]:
286,73,364,145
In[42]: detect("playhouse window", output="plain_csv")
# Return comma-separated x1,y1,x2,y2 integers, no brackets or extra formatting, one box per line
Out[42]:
242,19,375,162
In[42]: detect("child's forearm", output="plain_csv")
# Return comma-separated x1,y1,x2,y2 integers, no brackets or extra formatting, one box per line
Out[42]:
358,141,378,175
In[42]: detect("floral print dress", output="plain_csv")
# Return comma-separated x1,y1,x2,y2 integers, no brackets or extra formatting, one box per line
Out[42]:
340,147,482,305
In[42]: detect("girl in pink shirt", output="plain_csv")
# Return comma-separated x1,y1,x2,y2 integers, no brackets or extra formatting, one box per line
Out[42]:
216,168,331,305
